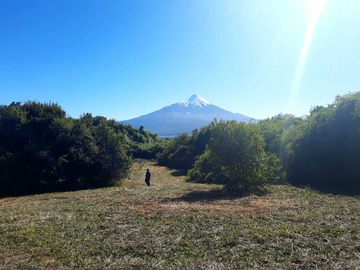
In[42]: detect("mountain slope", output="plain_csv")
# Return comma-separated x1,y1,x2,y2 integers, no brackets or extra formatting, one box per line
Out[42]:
121,94,255,136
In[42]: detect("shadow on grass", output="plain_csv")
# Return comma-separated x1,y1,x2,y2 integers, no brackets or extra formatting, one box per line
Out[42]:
294,184,360,196
163,188,243,203
170,170,187,177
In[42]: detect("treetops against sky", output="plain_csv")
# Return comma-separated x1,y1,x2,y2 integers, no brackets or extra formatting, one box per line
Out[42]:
1,0,360,121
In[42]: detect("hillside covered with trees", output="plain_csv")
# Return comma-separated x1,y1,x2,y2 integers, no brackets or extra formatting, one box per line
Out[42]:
1,91,360,197
0,102,167,197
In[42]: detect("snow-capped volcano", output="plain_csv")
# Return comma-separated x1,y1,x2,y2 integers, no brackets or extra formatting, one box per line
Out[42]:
121,94,255,137
178,94,210,108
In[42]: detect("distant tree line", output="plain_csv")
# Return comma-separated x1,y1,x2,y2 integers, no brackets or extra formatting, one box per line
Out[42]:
158,92,360,195
0,102,167,197
2,91,360,197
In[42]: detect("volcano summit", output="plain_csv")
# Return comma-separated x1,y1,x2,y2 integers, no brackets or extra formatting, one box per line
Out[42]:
121,95,255,137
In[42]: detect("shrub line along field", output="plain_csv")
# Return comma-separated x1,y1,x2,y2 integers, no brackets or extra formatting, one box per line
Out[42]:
1,160,360,269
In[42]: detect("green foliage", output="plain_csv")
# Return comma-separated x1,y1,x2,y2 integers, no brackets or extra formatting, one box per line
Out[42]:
258,114,303,155
189,120,280,195
286,92,360,194
188,149,226,184
85,118,131,187
0,102,160,197
158,92,360,194
157,133,194,170
0,102,75,195
117,124,167,160
157,127,213,171
258,114,305,182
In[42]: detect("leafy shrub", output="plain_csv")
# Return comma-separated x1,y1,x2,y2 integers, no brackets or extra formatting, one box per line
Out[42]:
189,120,280,195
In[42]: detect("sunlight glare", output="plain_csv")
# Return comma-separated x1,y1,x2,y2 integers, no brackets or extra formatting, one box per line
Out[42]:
287,0,327,114
308,0,326,17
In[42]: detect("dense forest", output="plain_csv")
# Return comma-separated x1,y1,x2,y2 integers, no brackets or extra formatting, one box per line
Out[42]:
0,102,168,196
1,91,360,197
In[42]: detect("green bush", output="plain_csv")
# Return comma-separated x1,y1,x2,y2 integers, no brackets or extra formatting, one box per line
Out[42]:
189,120,280,195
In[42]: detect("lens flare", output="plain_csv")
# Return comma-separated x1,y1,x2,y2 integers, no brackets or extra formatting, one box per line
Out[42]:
287,0,326,114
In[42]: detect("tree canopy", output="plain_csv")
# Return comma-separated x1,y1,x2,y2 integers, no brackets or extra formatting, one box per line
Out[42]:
0,102,164,197
285,92,360,194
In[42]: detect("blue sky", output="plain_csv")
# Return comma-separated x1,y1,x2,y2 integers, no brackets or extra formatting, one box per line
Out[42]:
1,0,360,120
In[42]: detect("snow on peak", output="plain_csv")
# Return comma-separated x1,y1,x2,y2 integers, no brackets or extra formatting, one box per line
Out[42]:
179,94,211,108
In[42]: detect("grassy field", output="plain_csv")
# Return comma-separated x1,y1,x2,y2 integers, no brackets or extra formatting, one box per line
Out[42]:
1,160,360,269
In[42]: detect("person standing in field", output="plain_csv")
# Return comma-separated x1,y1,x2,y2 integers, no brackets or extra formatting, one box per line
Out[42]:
145,169,151,186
